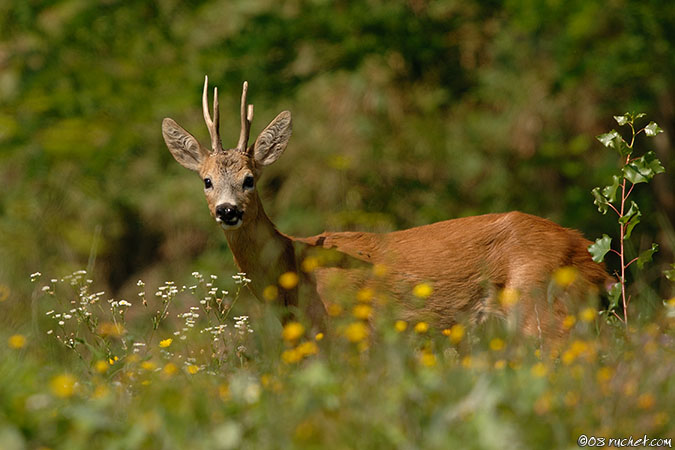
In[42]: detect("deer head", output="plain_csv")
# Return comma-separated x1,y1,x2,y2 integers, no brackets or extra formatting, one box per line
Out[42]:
162,76,292,230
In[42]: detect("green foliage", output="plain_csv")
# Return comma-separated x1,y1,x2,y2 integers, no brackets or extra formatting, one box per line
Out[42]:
1,270,673,449
590,113,667,323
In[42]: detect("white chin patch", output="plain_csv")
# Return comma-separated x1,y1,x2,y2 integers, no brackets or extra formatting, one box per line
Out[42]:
217,219,242,230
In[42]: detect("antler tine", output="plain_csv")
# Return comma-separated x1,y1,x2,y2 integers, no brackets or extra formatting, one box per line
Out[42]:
236,81,254,153
202,75,223,152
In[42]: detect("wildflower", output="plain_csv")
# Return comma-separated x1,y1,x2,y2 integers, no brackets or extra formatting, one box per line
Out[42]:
419,350,437,367
580,307,596,323
372,264,388,277
552,266,577,287
94,360,109,374
8,334,26,349
263,285,278,301
108,356,118,365
562,315,576,330
327,303,343,317
163,363,178,377
489,338,505,351
301,257,319,273
159,338,173,349
414,322,429,334
499,288,519,307
394,320,408,332
531,362,548,378
352,304,373,320
118,300,132,307
314,332,324,341
30,272,42,282
561,350,576,365
296,341,319,357
494,360,506,370
461,356,472,368
187,365,200,375
50,374,77,398
141,361,157,371
564,391,579,407
282,322,305,342
281,348,302,364
596,366,613,384
637,393,655,410
447,324,465,344
279,272,299,290
98,322,125,337
92,384,109,399
343,322,369,343
0,284,10,301
412,283,433,299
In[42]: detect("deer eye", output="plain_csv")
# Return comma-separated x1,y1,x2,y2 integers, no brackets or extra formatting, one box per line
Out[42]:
204,178,212,189
242,175,254,190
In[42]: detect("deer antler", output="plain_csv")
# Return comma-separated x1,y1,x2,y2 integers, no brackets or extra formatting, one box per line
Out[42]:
236,81,254,153
202,75,223,152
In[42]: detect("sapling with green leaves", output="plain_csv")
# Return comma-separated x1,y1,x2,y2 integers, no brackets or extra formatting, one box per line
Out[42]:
588,113,665,325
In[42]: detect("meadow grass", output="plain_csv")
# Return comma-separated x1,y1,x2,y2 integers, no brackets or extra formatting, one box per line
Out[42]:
1,269,673,449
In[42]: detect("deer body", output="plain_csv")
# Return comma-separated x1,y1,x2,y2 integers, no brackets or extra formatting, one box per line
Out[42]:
162,77,611,337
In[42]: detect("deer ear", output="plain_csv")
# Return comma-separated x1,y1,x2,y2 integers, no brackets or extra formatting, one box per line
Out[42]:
253,111,292,166
162,118,209,172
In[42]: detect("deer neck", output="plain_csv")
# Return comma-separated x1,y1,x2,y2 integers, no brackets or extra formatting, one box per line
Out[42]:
223,195,297,304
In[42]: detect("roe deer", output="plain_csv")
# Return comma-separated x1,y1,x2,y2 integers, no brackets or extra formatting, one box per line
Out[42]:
162,77,611,338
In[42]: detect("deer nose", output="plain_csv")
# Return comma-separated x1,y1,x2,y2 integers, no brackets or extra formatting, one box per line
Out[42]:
215,203,242,225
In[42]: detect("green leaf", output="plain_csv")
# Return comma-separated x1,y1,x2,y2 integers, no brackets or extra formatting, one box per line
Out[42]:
597,130,620,148
606,282,621,311
601,175,621,203
591,187,609,214
623,151,665,184
664,264,675,281
588,235,612,263
619,201,641,240
633,113,646,120
644,121,663,137
637,243,658,269
613,114,629,126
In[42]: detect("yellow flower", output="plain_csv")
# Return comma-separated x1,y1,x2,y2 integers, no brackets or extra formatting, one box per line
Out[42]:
596,366,613,384
50,374,77,398
489,338,505,351
141,361,157,371
461,356,472,368
92,384,109,399
413,283,433,299
108,356,119,365
187,365,200,375
282,322,305,342
296,341,319,357
279,272,299,290
8,334,26,349
372,264,388,277
0,284,9,302
352,304,373,320
564,391,579,407
562,315,576,330
263,285,279,301
94,360,109,374
314,332,324,341
561,350,576,366
301,257,320,273
159,338,173,348
327,303,343,317
531,362,548,378
394,320,408,332
580,307,597,323
281,348,302,364
419,350,437,367
637,393,655,410
344,322,369,343
414,322,429,334
356,287,374,303
494,359,506,370
499,288,519,307
552,266,577,287
448,324,465,344
98,322,125,337
218,384,230,401
163,363,178,376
